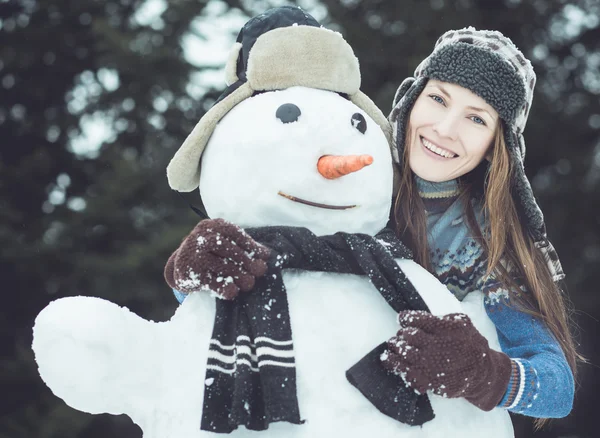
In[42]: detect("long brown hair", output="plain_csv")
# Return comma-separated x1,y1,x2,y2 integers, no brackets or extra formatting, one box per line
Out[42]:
393,124,579,428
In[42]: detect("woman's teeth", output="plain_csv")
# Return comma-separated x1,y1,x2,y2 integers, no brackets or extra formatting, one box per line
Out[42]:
422,138,456,158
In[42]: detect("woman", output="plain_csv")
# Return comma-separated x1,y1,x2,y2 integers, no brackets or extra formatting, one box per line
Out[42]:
380,29,577,424
165,28,577,423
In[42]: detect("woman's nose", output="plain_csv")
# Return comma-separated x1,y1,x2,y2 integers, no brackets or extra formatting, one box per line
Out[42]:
433,112,459,140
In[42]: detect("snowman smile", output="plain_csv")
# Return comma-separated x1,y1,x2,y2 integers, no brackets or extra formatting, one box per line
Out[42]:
278,191,357,210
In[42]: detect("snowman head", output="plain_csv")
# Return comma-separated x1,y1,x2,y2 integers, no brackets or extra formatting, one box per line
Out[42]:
200,86,393,236
167,6,395,235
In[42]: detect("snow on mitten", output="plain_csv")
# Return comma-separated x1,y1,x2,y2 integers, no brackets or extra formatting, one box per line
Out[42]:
164,218,271,299
382,310,512,411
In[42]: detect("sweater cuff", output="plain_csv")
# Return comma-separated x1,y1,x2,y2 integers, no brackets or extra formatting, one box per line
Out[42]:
498,358,539,411
173,289,187,304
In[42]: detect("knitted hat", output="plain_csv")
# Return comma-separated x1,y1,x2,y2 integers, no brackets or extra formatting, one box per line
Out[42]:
389,27,564,282
167,6,391,193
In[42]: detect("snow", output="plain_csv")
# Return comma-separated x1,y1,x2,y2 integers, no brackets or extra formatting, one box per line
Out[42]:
199,87,393,236
32,270,513,438
32,86,514,437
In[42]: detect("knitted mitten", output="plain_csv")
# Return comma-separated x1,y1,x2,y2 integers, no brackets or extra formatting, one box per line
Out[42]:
164,218,271,299
382,310,512,411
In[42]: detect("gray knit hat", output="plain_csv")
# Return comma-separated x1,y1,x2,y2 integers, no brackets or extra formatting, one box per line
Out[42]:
167,6,391,193
389,27,564,282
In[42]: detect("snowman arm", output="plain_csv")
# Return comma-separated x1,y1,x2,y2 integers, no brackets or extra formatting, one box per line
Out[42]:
170,226,364,303
486,299,574,418
168,229,359,304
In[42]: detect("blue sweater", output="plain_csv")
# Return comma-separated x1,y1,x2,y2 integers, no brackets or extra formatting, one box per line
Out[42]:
417,177,573,418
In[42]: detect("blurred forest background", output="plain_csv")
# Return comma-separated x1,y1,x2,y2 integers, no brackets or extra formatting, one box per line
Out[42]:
1,0,599,437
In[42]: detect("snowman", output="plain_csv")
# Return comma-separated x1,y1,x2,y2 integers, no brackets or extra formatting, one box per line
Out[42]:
32,7,514,438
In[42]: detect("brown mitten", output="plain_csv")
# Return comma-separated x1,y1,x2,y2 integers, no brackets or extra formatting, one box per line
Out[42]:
164,218,271,300
382,310,512,411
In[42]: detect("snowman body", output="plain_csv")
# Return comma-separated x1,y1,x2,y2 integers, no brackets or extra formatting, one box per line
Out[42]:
32,87,514,438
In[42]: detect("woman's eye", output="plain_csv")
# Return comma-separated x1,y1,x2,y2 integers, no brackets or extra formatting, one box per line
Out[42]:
470,115,486,126
429,94,446,106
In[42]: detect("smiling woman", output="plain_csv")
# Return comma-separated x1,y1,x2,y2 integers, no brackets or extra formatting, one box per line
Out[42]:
387,28,578,427
407,80,498,182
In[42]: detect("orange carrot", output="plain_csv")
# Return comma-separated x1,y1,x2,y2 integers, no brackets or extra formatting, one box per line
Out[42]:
317,154,374,179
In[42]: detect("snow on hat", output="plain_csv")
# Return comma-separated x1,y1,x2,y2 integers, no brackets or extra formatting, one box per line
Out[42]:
389,27,564,282
167,6,391,193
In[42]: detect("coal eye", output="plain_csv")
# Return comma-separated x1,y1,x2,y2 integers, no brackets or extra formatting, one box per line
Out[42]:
276,103,301,124
351,113,367,134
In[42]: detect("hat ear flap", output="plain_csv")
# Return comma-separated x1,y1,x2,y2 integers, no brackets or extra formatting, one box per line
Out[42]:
389,77,427,164
225,42,243,86
505,131,545,239
392,77,416,108
507,133,566,283
166,82,254,192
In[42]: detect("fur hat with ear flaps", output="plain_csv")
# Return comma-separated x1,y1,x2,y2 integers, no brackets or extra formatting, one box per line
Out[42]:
389,27,565,283
167,6,391,193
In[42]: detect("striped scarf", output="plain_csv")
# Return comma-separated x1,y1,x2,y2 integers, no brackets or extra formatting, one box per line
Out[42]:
200,227,433,433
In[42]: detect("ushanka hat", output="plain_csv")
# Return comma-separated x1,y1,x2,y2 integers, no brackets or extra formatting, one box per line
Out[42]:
167,5,391,193
389,27,565,282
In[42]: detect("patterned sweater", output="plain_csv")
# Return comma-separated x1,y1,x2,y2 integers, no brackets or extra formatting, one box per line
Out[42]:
417,177,573,418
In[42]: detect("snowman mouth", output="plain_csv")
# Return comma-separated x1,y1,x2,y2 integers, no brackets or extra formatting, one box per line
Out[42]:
277,191,357,210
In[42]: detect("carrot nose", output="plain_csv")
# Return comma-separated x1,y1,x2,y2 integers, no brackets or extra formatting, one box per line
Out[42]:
317,154,374,180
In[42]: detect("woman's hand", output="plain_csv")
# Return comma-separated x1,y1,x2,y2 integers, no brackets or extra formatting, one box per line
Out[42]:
381,310,512,411
164,218,271,300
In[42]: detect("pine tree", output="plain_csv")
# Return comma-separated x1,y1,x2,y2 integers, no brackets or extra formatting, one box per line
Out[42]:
1,0,236,436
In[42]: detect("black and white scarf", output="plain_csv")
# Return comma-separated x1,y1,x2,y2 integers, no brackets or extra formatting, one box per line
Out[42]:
200,227,434,433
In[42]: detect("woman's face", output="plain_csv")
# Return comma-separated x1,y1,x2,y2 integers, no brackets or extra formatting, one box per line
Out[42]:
407,80,499,182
